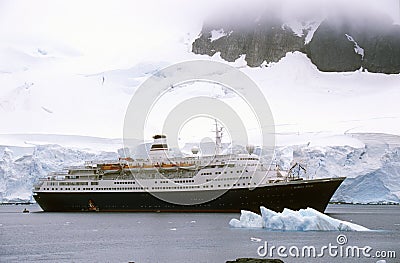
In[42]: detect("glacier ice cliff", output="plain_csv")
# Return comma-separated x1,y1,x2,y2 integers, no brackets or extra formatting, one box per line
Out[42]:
0,144,117,202
273,134,400,204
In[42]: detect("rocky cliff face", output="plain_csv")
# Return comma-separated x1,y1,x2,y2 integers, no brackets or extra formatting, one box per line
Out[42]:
192,16,306,67
306,15,400,73
192,13,400,74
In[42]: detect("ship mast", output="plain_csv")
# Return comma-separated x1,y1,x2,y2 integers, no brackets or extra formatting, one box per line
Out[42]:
214,120,223,155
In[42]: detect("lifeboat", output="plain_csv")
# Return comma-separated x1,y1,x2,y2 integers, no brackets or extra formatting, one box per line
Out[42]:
178,163,197,170
159,163,178,171
119,157,134,162
100,164,121,174
123,165,141,173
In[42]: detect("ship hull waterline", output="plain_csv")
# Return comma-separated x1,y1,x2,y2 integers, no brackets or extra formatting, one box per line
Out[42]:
33,177,345,213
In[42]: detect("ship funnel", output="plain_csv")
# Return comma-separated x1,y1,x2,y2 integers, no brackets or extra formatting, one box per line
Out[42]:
246,144,255,155
149,134,169,160
150,135,168,151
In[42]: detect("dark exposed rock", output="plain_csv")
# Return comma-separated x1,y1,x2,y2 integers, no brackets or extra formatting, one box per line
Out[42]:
356,25,400,74
305,14,400,74
192,11,400,74
192,16,306,67
304,20,362,72
226,258,284,263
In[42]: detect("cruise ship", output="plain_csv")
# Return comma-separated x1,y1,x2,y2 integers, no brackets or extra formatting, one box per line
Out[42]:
33,129,345,213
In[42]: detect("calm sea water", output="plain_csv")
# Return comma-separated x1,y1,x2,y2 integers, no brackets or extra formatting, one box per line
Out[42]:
0,204,399,263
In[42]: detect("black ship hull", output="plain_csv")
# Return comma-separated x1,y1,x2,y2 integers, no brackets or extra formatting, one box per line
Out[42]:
33,178,345,213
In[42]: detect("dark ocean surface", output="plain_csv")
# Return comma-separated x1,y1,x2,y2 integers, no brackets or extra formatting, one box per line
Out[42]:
0,204,399,263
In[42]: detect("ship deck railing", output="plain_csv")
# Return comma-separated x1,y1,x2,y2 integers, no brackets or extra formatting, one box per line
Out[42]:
84,160,122,166
48,171,68,176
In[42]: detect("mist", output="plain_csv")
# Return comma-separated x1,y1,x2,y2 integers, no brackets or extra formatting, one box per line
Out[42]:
1,0,398,60
202,0,400,29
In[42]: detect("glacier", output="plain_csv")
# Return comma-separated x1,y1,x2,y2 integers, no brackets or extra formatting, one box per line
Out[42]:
229,207,369,231
272,133,400,204
0,143,118,203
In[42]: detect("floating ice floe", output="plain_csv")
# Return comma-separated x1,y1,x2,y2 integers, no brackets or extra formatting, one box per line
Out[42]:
250,237,262,242
229,207,369,231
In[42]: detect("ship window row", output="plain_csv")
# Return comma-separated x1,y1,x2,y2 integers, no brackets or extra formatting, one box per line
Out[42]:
173,179,195,184
59,182,88,186
232,183,249,187
151,185,201,190
206,176,250,182
203,182,251,187
97,187,145,190
114,181,136,185
201,170,249,176
49,187,149,191
49,187,99,191
157,179,197,184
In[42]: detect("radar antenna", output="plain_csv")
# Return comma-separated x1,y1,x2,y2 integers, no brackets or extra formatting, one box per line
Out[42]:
213,120,223,155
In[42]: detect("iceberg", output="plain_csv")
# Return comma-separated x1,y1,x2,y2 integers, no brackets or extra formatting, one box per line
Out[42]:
229,210,263,228
229,207,369,231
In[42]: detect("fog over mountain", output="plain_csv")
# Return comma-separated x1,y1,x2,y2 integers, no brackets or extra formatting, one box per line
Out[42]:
193,0,400,73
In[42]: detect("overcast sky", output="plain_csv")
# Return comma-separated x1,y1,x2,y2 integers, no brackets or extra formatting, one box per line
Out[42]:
1,0,399,70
